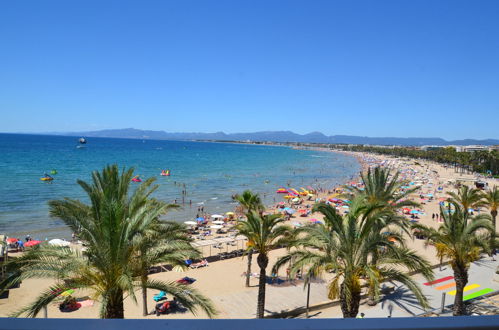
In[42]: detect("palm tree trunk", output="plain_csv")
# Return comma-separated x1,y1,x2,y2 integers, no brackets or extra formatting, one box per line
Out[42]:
141,274,148,316
491,211,497,260
367,256,378,306
256,253,268,319
452,266,468,316
367,285,377,306
246,249,253,287
104,289,125,318
340,282,361,318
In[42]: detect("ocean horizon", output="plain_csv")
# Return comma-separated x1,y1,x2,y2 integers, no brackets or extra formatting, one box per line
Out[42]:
0,133,360,239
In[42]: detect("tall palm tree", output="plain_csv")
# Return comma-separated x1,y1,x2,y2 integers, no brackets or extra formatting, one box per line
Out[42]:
481,186,499,259
236,212,292,318
413,204,493,315
446,185,484,216
345,166,417,305
0,165,215,318
233,190,265,287
274,201,433,318
135,219,202,316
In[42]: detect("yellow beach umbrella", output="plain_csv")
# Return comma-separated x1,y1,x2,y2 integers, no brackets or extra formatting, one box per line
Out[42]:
60,289,74,297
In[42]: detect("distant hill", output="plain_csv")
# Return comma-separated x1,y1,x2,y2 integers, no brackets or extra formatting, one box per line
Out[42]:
53,128,499,146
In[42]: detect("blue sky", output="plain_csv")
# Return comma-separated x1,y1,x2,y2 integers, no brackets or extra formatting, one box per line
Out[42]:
1,0,498,140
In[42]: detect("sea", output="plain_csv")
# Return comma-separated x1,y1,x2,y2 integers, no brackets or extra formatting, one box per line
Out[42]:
0,133,360,240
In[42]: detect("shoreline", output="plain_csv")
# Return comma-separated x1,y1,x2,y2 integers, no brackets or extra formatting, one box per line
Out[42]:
2,144,361,241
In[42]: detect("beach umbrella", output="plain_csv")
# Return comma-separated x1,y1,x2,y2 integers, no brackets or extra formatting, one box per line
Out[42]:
196,217,205,222
60,289,74,297
6,238,18,244
342,205,350,209
283,208,295,214
212,220,224,225
410,210,419,214
298,209,307,213
210,225,223,229
211,214,223,219
225,212,235,216
426,194,433,197
278,202,285,205
25,240,41,247
292,197,300,203
48,239,71,247
184,221,197,226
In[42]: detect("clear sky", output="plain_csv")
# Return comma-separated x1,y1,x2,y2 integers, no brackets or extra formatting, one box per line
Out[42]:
1,0,498,140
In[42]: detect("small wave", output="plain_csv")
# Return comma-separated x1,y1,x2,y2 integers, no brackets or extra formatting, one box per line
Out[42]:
197,202,205,205
211,197,218,200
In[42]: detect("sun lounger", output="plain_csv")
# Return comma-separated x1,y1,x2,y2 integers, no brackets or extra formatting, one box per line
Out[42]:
153,291,167,302
189,259,209,269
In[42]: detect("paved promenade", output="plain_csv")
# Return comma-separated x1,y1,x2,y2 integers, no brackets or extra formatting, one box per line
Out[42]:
308,258,499,319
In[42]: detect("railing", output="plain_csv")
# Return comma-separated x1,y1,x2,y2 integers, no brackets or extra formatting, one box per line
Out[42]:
1,316,499,330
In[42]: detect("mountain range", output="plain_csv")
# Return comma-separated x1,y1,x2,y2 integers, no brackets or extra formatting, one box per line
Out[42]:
53,128,499,146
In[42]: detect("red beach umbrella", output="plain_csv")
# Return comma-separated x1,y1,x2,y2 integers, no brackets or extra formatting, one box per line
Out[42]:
25,240,41,247
6,238,18,244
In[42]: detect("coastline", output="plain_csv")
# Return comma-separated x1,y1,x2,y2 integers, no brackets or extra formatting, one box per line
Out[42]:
2,149,499,319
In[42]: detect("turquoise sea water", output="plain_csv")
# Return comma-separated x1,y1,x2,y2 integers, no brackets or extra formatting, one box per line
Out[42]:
0,133,360,239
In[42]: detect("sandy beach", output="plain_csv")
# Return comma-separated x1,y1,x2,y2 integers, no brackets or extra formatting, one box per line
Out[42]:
1,150,498,319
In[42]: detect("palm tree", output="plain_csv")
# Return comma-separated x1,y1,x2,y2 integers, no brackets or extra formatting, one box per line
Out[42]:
346,166,420,211
233,190,265,287
233,190,265,214
413,204,493,315
481,186,499,259
135,219,202,316
274,200,433,318
0,165,215,318
446,185,484,216
345,166,417,305
236,212,292,318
